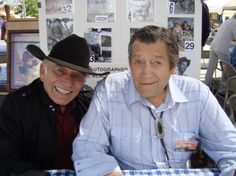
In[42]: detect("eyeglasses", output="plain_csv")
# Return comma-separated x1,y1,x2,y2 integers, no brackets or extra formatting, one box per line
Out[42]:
148,108,171,168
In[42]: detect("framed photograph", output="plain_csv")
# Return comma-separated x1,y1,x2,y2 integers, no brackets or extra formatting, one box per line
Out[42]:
7,30,41,90
84,28,112,63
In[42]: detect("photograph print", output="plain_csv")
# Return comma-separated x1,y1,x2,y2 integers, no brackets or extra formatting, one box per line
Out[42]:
176,56,191,76
46,18,73,51
87,0,116,22
84,28,112,63
168,17,194,51
9,32,40,89
168,0,195,14
45,0,73,15
127,0,154,22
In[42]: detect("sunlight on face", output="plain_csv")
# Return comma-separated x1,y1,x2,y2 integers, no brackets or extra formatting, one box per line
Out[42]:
130,40,175,105
40,61,85,106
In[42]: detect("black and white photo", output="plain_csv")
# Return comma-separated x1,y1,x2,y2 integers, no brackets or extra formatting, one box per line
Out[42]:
84,28,112,63
127,0,154,22
46,18,73,51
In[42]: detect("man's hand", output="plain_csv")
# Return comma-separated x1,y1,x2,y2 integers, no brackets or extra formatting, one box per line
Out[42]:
105,171,124,176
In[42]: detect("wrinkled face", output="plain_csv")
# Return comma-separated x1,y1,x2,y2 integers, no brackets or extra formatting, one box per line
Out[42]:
130,40,175,104
40,60,85,106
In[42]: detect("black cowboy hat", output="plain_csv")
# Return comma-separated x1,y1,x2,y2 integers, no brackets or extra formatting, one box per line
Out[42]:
26,34,109,75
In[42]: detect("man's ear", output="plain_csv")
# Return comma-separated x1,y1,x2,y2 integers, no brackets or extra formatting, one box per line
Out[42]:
39,63,46,82
171,66,177,75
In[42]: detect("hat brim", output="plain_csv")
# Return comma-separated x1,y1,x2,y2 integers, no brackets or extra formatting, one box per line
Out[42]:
47,56,109,75
26,44,109,75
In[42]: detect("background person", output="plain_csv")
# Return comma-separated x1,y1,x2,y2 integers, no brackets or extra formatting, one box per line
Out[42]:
204,13,236,87
231,46,236,69
0,34,107,176
72,25,236,176
0,11,6,40
201,0,210,47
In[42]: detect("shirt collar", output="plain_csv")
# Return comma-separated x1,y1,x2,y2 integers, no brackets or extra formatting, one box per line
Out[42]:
168,75,189,103
127,73,189,106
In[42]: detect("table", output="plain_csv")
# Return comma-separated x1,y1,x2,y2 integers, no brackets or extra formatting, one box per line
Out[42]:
47,168,220,176
122,168,220,176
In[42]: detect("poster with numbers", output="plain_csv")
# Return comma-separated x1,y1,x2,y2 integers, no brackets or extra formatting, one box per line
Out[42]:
168,0,195,14
45,0,73,15
168,17,194,51
84,28,112,63
38,0,202,83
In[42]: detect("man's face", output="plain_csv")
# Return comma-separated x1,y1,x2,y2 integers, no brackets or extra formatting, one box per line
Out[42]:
130,40,175,105
179,61,188,72
40,61,85,106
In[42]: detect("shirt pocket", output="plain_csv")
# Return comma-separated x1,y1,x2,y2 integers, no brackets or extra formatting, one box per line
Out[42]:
110,127,141,160
170,132,198,168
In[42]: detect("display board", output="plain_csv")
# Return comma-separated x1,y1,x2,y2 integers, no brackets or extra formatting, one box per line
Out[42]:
38,0,202,88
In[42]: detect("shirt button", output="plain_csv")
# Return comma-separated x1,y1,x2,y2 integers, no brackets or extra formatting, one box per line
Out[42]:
52,108,55,111
77,169,81,173
49,105,53,108
22,93,26,97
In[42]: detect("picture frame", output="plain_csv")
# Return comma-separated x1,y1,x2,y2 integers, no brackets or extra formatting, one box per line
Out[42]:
7,30,40,90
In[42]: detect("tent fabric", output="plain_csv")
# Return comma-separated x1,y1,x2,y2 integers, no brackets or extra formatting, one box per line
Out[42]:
205,0,236,13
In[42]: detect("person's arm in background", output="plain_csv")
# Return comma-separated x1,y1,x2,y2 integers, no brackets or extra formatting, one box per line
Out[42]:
0,94,48,176
199,84,236,176
72,81,123,176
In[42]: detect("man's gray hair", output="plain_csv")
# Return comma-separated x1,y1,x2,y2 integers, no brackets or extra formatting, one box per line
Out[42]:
128,25,179,69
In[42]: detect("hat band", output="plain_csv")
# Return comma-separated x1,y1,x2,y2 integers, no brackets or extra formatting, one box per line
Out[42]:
47,56,93,74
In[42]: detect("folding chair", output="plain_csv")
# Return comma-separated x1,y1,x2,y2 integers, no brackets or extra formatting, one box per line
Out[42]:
215,60,236,109
228,94,236,124
220,60,236,79
224,76,236,110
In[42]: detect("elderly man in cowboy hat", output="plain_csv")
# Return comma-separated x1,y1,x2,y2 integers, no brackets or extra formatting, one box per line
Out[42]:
0,34,108,176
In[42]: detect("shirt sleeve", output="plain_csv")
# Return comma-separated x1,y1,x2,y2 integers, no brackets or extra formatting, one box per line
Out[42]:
199,85,236,176
72,81,122,176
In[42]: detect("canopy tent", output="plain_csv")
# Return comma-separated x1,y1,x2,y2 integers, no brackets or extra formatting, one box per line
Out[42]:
223,0,236,11
205,0,236,13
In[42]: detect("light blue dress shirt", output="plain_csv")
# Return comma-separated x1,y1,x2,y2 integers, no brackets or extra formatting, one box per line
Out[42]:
72,70,236,176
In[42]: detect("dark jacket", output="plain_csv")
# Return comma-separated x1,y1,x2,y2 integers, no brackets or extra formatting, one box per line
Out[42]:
0,79,93,176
